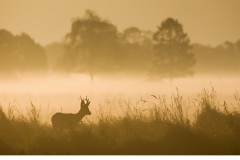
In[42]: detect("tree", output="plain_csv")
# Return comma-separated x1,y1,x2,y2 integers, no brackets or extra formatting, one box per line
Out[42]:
235,39,240,54
149,18,195,79
122,27,153,47
192,40,240,76
0,29,47,76
123,27,143,44
120,27,153,74
57,10,121,81
223,41,236,54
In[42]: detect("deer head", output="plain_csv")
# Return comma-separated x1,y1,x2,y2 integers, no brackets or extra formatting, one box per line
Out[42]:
79,96,91,115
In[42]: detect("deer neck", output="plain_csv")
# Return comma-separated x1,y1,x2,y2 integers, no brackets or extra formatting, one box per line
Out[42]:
77,110,86,121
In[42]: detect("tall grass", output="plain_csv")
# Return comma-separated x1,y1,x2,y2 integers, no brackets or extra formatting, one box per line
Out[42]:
0,88,240,155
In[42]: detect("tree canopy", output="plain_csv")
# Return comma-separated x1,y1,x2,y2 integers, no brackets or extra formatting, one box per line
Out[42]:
0,29,47,76
56,10,122,80
149,18,195,79
120,27,153,74
193,40,240,75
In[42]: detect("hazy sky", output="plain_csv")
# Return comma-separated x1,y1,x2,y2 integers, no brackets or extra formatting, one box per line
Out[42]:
1,0,240,47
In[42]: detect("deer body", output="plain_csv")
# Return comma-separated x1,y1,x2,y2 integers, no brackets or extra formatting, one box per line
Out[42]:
51,97,91,129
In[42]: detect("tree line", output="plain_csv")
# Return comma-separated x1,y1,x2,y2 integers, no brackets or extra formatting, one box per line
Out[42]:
0,29,47,77
193,41,240,75
1,10,240,79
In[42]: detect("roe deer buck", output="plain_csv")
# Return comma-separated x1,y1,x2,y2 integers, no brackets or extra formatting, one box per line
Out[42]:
51,96,91,129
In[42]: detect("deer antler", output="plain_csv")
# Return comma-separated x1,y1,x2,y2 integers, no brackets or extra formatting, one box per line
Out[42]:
79,96,82,101
79,96,85,104
85,96,90,103
79,96,90,104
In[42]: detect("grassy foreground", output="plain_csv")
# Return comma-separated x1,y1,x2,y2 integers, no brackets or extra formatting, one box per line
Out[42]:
1,88,240,155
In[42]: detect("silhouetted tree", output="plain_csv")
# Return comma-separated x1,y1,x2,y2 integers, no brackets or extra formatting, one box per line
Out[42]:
122,27,153,47
123,27,143,44
192,40,240,75
0,29,47,76
120,27,153,74
149,18,195,79
57,10,121,81
223,41,236,54
236,39,240,54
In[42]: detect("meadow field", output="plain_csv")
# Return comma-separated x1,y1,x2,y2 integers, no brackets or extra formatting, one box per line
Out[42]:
0,75,240,155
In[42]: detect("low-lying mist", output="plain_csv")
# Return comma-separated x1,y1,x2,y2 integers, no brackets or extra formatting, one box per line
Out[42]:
0,74,239,123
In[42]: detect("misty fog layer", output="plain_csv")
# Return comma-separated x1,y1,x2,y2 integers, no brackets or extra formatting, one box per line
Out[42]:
1,74,240,95
0,74,239,123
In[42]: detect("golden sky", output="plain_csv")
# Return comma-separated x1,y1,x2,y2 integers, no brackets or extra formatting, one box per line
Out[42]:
1,0,240,46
